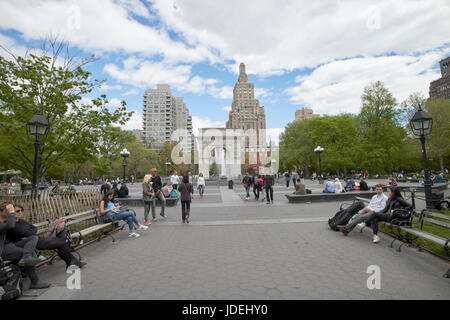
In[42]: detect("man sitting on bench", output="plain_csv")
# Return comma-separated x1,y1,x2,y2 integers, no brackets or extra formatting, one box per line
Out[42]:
0,201,50,289
7,205,86,270
337,185,388,242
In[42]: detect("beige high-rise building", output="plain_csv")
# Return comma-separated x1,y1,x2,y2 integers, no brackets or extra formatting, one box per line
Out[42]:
142,84,193,152
295,107,320,121
226,63,266,146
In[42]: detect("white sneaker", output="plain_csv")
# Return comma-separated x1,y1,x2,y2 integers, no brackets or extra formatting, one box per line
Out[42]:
358,222,366,229
129,232,140,238
373,235,380,243
137,224,148,231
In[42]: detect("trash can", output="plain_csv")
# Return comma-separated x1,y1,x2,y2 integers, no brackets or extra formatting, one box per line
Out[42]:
228,180,233,189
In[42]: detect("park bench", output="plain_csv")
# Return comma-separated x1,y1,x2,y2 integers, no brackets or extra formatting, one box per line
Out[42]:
285,191,376,203
33,208,130,266
356,196,449,278
116,196,179,207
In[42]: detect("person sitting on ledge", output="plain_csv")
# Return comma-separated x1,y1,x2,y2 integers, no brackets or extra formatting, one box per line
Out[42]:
294,182,311,195
359,177,369,191
161,183,170,198
117,183,130,198
334,178,344,193
322,179,336,193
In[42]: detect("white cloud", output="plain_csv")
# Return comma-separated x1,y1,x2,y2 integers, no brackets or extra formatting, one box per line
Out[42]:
152,0,450,74
106,98,123,108
99,83,123,91
104,57,219,95
254,88,272,99
123,88,139,96
0,0,217,64
119,110,143,130
285,50,449,115
191,116,225,136
221,106,231,112
207,85,233,99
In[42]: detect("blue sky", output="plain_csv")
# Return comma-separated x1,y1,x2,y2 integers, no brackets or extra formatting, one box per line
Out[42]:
1,0,449,142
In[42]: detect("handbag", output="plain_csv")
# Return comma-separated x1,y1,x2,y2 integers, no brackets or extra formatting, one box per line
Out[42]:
391,208,411,221
243,184,248,189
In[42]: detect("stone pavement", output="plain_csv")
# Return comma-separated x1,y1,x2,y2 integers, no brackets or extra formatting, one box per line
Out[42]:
22,180,450,300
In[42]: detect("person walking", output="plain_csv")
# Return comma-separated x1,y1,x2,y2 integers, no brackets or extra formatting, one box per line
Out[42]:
253,173,260,200
151,168,166,219
292,171,298,189
170,171,180,191
242,172,252,200
284,171,291,188
142,174,155,225
178,174,194,223
197,173,206,199
265,174,274,204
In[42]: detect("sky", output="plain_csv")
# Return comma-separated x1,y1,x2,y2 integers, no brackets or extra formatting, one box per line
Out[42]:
0,0,449,143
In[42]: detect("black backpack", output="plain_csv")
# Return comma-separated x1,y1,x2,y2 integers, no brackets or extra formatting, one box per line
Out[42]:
328,200,366,231
0,259,23,300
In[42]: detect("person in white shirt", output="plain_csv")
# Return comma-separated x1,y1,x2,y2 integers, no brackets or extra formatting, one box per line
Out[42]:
334,178,343,193
197,172,206,199
339,184,388,233
170,171,180,190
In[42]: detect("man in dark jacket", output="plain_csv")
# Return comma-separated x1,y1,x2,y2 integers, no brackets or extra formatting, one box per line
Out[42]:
359,177,369,191
151,168,166,219
0,201,50,289
117,183,130,198
265,175,275,204
7,205,85,269
100,180,111,195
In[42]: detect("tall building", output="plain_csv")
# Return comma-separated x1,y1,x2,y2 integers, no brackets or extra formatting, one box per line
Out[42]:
429,56,450,100
226,63,266,140
295,107,320,121
142,84,193,152
225,63,267,173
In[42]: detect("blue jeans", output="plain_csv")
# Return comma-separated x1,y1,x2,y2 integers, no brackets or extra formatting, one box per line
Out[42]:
245,186,251,198
198,185,205,196
112,211,139,231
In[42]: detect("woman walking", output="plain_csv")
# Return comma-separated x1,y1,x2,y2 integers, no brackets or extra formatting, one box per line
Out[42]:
197,172,206,199
142,174,155,225
178,174,194,223
100,191,148,238
242,172,252,201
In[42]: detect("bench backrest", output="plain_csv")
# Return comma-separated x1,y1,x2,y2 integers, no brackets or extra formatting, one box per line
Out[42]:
34,208,98,236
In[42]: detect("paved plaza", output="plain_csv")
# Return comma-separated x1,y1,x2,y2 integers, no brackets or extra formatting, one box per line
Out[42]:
23,180,450,300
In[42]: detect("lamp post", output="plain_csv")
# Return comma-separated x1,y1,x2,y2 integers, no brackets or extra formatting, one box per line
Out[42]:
368,161,371,177
410,106,433,210
165,161,171,178
120,148,130,182
27,109,49,197
314,146,324,184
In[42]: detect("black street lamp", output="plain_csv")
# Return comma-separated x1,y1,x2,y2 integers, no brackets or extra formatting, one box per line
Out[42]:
314,146,324,184
165,161,171,178
120,148,130,182
410,106,433,209
368,161,371,176
27,109,49,196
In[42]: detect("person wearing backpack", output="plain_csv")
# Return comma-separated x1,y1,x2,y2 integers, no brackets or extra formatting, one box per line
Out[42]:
178,174,194,224
252,173,260,200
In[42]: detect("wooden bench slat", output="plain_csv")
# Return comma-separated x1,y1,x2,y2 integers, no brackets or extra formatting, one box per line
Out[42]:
70,223,114,238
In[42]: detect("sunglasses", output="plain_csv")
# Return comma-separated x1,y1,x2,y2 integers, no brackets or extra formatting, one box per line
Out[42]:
15,209,24,213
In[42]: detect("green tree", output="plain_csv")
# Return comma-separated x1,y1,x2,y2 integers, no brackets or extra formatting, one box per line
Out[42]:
426,98,450,171
0,40,132,183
